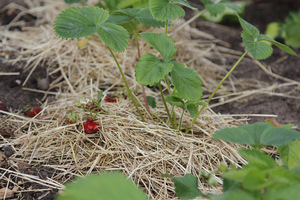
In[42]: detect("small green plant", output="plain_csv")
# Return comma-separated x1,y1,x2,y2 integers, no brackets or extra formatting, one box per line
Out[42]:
186,14,296,132
57,172,147,200
166,122,300,199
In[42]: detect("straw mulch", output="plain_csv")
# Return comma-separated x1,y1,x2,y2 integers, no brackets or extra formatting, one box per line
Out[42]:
0,0,254,199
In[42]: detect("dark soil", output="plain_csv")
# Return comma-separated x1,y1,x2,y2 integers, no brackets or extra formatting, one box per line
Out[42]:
0,0,300,199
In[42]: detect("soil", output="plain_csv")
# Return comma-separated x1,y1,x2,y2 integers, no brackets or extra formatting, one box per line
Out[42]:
0,0,300,199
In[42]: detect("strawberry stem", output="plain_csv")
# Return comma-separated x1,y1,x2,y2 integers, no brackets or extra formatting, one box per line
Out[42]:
107,46,145,121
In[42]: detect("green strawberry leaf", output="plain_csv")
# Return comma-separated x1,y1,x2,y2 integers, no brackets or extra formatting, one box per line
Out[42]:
163,174,205,199
186,103,198,118
57,172,147,200
165,95,185,109
171,62,203,101
242,33,273,60
96,23,129,52
278,140,300,169
170,0,198,11
54,6,129,52
238,149,275,169
136,8,166,28
54,7,109,39
201,0,241,16
135,53,173,86
107,8,165,33
146,96,156,108
139,32,176,62
213,122,300,149
149,0,185,21
237,14,259,37
259,35,297,56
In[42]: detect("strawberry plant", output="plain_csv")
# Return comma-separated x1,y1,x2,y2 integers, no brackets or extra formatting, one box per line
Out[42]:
54,6,144,121
57,172,147,200
165,122,300,199
186,14,297,132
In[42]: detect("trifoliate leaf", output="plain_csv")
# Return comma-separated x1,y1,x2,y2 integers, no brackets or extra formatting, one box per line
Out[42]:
139,32,176,62
57,172,147,200
171,62,203,101
149,0,185,21
54,7,109,39
135,53,173,86
165,95,185,109
96,23,129,52
54,6,130,52
242,32,273,60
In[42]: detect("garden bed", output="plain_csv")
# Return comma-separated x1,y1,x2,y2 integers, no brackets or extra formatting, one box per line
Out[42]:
0,0,299,199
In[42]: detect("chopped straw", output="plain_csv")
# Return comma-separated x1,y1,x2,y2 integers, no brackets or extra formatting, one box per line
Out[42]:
0,0,289,199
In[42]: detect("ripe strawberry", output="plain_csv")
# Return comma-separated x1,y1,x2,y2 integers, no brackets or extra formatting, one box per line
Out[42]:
83,118,99,134
66,111,78,124
104,94,119,103
24,106,41,117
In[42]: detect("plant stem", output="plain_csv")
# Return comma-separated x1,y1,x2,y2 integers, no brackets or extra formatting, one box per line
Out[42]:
135,30,152,118
107,46,145,121
178,109,185,131
159,82,175,129
165,20,169,35
187,50,249,132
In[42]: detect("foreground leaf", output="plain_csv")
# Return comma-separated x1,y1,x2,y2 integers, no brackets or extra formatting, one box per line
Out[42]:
135,53,173,86
58,173,147,200
213,122,300,148
164,174,205,199
171,62,203,101
278,140,300,169
238,149,275,169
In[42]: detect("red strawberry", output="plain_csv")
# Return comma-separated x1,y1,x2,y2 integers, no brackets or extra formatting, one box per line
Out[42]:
83,118,99,134
24,106,41,117
104,94,119,103
66,111,78,124
0,101,8,112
